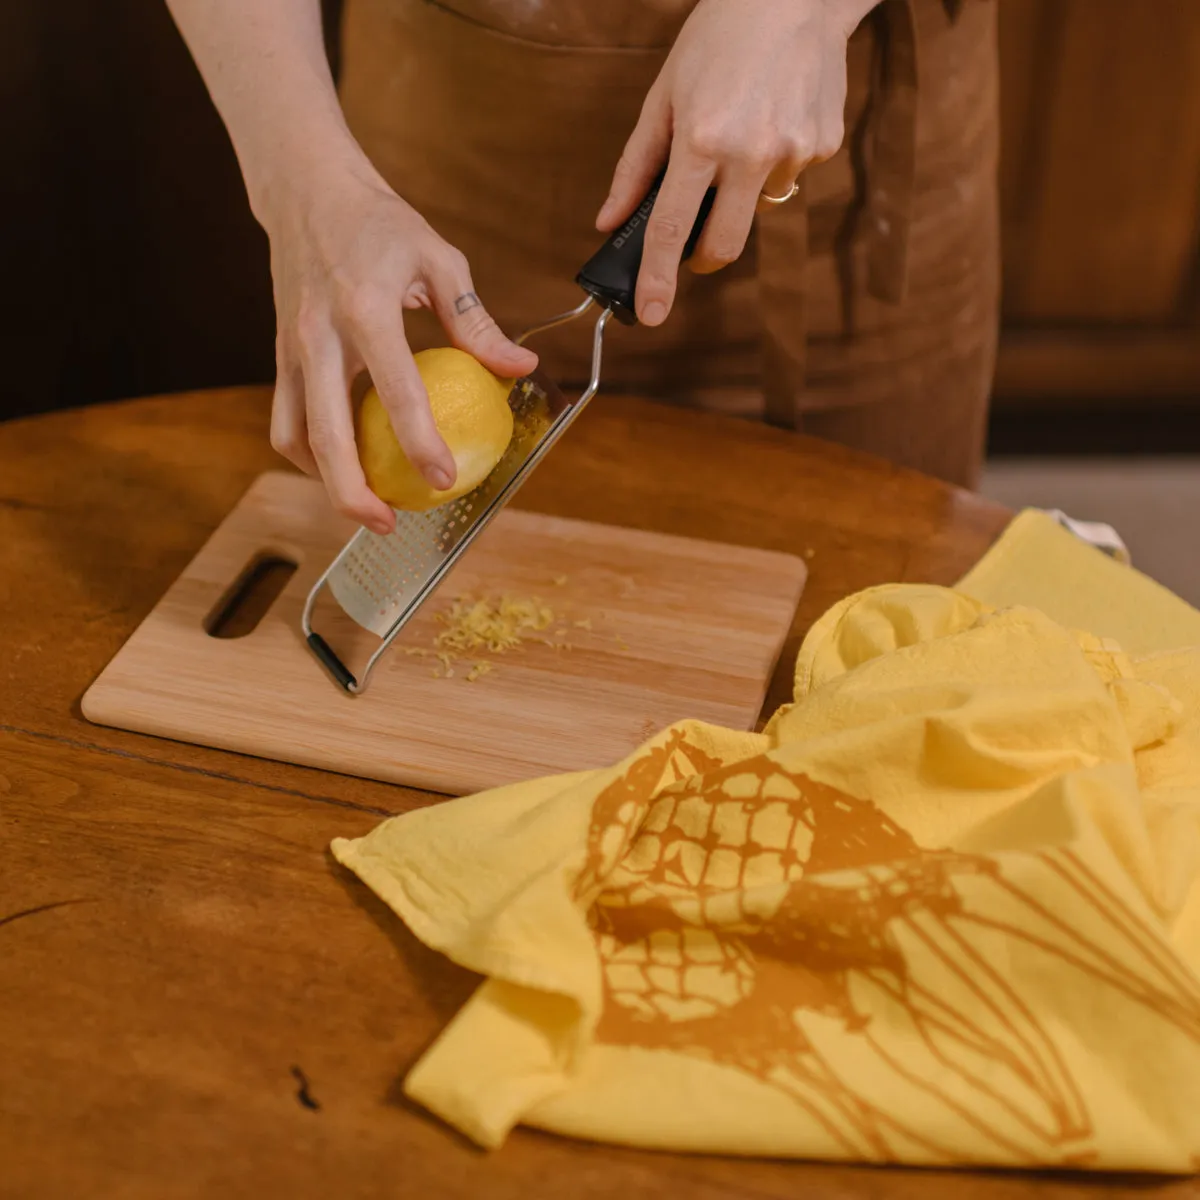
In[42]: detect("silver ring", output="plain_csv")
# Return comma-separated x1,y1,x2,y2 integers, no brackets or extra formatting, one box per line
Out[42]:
759,181,800,206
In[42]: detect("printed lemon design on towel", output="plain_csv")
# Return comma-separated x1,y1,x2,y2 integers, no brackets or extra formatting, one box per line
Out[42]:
358,347,514,511
581,742,935,1043
572,729,1200,1164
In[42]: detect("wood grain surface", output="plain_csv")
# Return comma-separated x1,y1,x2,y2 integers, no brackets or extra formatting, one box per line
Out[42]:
10,388,1169,1200
81,471,807,795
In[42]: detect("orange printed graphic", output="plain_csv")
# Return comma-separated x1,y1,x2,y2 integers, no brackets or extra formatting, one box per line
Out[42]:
574,731,1200,1165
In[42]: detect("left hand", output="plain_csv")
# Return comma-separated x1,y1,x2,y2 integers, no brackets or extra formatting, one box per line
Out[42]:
595,0,874,326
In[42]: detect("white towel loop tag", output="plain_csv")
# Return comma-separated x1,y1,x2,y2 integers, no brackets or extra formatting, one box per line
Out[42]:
1041,508,1132,566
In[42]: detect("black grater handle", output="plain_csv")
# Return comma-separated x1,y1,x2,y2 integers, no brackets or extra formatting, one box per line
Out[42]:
307,632,358,693
575,174,717,327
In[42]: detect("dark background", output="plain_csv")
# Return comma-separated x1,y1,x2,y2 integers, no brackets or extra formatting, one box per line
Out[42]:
3,0,1199,452
0,2,341,421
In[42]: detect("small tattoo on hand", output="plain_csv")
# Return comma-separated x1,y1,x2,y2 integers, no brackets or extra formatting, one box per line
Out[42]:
454,292,481,315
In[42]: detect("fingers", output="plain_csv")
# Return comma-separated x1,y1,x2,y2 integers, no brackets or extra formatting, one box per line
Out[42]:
760,159,803,201
753,103,845,212
423,247,537,380
633,151,714,326
596,87,671,232
351,295,458,496
753,151,810,215
687,121,843,274
295,315,395,535
687,172,760,276
270,346,318,477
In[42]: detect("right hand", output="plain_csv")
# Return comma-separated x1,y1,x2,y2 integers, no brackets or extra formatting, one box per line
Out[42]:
265,170,537,535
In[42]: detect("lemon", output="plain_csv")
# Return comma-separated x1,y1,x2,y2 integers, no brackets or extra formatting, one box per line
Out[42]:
358,348,515,512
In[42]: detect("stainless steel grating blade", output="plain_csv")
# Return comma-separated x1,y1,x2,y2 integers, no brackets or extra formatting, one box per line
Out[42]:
327,370,569,640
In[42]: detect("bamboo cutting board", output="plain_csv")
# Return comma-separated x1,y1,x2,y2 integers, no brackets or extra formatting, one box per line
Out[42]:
83,472,807,795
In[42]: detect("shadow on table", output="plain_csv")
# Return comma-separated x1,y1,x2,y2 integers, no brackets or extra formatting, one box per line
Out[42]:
326,848,479,1025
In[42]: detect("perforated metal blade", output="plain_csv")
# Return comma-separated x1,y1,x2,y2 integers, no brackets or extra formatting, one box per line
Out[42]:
302,304,611,693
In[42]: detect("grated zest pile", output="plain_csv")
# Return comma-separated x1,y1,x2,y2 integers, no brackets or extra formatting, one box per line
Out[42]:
397,578,628,682
423,593,563,681
436,595,556,654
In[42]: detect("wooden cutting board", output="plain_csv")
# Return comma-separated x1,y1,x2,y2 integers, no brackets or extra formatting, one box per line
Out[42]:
83,472,806,795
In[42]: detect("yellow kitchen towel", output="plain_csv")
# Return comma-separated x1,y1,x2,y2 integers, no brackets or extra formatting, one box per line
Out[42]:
958,508,1200,654
332,521,1200,1171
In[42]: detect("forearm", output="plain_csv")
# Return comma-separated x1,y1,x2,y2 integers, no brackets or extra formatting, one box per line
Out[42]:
833,0,885,36
165,0,381,225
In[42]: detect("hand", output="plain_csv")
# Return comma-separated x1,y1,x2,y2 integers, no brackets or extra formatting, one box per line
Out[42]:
265,166,537,535
595,0,871,326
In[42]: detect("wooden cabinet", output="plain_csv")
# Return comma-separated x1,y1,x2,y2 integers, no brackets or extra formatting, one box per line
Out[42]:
995,0,1200,406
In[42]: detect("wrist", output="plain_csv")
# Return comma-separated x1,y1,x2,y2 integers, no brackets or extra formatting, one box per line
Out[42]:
828,0,880,36
243,122,386,234
752,0,877,41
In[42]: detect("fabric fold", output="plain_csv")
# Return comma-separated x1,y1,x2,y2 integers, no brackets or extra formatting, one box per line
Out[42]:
333,510,1200,1169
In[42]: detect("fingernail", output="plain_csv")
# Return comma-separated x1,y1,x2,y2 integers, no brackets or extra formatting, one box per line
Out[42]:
430,467,453,491
596,196,616,224
642,301,666,326
369,518,391,536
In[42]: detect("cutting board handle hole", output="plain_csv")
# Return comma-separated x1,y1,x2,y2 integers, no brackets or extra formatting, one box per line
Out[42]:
205,554,298,639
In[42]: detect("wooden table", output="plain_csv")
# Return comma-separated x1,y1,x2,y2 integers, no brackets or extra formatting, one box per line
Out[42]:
3,388,1166,1198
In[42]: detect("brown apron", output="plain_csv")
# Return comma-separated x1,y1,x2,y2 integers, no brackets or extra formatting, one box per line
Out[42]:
338,0,999,487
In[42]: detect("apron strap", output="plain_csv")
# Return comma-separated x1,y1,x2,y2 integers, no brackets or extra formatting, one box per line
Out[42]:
864,0,920,305
757,172,809,428
866,0,969,302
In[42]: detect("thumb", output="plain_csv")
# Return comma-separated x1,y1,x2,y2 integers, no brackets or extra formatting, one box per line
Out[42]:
425,247,538,380
596,88,671,232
